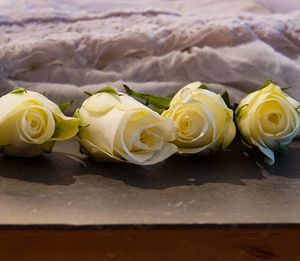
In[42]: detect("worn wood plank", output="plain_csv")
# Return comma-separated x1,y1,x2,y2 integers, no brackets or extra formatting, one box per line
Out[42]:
0,227,300,261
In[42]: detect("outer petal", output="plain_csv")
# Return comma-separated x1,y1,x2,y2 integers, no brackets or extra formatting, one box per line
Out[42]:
78,107,125,155
252,138,275,165
24,91,63,115
170,81,202,105
0,93,38,121
77,137,123,162
82,92,122,114
138,143,178,165
236,91,258,112
178,144,209,154
83,92,149,115
113,111,158,164
221,119,236,149
285,96,300,110
0,110,20,145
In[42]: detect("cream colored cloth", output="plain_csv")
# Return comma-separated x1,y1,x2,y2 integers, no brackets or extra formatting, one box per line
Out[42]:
0,0,300,112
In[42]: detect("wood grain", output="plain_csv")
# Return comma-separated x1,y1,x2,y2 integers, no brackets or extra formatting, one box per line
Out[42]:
1,227,300,261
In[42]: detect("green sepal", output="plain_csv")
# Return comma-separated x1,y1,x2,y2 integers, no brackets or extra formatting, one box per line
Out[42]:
235,104,248,117
199,84,208,90
58,100,73,112
84,91,93,97
123,84,171,110
258,79,291,92
221,91,231,108
39,141,55,153
258,79,276,90
96,86,120,95
246,79,274,94
152,107,164,114
11,87,27,94
240,136,253,149
279,143,289,151
84,86,121,97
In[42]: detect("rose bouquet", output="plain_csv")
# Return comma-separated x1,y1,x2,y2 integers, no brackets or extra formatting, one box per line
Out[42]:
0,80,299,166
121,80,299,165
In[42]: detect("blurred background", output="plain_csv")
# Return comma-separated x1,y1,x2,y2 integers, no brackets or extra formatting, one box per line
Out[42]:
0,0,300,111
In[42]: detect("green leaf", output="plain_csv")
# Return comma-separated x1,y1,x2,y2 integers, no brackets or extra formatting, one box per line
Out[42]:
151,107,164,114
221,91,231,108
123,84,171,110
58,100,73,113
281,86,291,91
11,87,27,94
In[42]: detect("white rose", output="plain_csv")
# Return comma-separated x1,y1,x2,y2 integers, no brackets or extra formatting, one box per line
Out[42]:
162,82,236,154
0,88,80,157
76,89,177,165
236,81,300,164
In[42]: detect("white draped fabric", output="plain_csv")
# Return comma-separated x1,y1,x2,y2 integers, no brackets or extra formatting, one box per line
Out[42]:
0,0,300,112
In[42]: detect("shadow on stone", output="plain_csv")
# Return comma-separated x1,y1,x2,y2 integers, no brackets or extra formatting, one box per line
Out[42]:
263,146,300,179
2,140,298,188
0,152,84,186
80,142,265,190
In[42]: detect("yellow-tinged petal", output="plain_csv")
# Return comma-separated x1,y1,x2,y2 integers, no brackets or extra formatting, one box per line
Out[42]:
236,81,300,164
162,82,236,154
77,137,124,162
77,90,178,165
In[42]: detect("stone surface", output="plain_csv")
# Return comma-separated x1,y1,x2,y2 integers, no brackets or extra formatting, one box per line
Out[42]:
0,139,300,226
